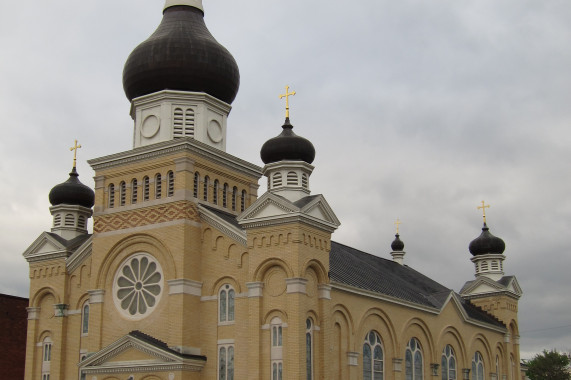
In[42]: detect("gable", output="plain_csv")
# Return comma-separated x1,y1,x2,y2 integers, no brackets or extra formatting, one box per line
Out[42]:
22,232,66,262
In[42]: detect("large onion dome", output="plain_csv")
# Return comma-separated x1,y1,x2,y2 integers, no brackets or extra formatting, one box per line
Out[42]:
468,223,505,256
122,4,240,104
260,118,316,164
49,167,95,208
391,234,405,251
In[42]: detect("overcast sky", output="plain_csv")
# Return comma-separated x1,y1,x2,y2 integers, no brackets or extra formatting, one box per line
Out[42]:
1,0,570,359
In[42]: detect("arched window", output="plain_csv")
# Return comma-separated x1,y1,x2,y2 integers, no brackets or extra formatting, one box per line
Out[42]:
241,190,246,212
120,181,126,206
218,344,234,380
471,352,484,380
82,303,90,335
306,319,314,380
363,331,383,380
273,172,282,187
287,171,298,185
108,183,115,208
143,176,150,201
223,183,229,208
78,215,86,229
54,214,61,227
131,179,138,204
64,214,75,227
510,355,515,380
481,261,489,271
495,355,500,378
155,173,162,199
232,186,237,211
42,337,52,380
441,345,456,380
167,171,174,197
213,180,219,204
405,338,423,380
271,317,283,380
193,172,200,198
219,284,235,323
204,176,210,201
302,173,308,188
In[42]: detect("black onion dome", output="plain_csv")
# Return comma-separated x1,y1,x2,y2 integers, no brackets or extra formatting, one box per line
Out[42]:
122,5,240,104
49,167,95,208
468,223,505,256
391,234,405,251
260,118,316,164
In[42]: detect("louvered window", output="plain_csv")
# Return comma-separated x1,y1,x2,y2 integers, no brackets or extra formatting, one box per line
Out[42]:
120,181,126,206
64,214,75,227
54,214,61,227
302,173,308,188
273,173,282,187
287,171,298,186
213,180,219,204
193,172,200,198
155,174,162,199
241,190,246,212
173,107,195,138
78,215,86,229
108,184,115,208
223,183,228,208
143,177,150,201
232,187,238,211
167,171,174,197
204,176,210,201
131,179,138,204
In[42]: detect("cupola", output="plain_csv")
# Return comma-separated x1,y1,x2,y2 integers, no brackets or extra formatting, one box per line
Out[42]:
468,202,506,280
123,0,239,151
390,219,406,265
48,166,94,239
260,118,316,165
468,223,506,256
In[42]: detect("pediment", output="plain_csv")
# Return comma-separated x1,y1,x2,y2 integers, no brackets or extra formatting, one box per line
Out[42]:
80,332,206,375
238,193,340,232
460,276,521,299
22,232,67,262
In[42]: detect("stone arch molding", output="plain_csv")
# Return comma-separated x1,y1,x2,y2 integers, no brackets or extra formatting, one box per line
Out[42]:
401,317,437,363
96,233,176,289
356,307,399,354
31,286,60,308
253,257,294,282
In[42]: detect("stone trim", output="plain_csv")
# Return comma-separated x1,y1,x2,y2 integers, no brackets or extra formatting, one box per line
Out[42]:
347,351,359,366
318,284,331,299
27,307,40,320
285,278,308,294
88,290,105,304
168,279,202,296
246,282,264,298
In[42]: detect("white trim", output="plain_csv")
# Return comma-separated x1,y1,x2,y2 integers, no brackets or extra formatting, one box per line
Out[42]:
88,290,106,304
285,278,308,294
217,339,235,345
168,279,202,296
27,307,40,320
198,204,247,245
347,352,359,366
246,282,264,297
318,284,331,299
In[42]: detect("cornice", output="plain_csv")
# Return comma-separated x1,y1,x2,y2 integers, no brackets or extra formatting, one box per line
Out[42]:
66,237,93,273
198,206,247,246
88,138,262,179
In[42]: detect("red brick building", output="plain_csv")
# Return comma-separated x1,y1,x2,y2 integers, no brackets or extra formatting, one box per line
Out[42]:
0,294,28,379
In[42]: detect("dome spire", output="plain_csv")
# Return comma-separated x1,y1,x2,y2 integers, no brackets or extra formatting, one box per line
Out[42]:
477,200,490,224
391,218,406,265
69,139,82,169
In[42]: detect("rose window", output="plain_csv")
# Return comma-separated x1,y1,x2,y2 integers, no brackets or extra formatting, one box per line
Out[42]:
113,253,163,319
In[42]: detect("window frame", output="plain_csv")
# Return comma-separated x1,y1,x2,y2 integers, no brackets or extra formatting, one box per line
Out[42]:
218,284,235,324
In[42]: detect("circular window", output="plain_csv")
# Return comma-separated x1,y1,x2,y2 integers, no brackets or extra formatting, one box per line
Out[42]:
113,253,163,320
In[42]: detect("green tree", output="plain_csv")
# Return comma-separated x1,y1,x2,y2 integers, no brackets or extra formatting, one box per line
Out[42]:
526,350,570,380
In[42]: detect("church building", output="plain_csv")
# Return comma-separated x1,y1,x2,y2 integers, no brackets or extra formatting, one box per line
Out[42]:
22,1,523,379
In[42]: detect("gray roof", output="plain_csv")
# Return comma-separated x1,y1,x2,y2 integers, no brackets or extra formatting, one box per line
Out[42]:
47,232,91,251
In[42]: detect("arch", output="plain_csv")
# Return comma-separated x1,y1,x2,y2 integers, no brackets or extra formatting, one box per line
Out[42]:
203,175,210,201
95,233,176,289
38,330,52,343
167,170,174,197
74,292,91,310
154,173,162,199
263,308,288,324
357,307,399,355
332,304,356,339
131,178,138,204
209,275,242,295
253,257,294,282
437,325,469,365
401,317,436,363
119,181,126,206
31,287,60,307
193,172,200,198
143,176,150,201
238,251,248,268
467,333,494,369
227,243,239,260
214,235,225,251
302,259,328,284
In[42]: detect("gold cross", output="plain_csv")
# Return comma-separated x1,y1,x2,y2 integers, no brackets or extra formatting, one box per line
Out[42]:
70,139,82,168
279,85,296,119
477,200,490,223
394,218,401,234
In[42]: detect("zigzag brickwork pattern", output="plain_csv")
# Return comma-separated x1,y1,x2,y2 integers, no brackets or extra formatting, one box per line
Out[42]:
94,201,199,233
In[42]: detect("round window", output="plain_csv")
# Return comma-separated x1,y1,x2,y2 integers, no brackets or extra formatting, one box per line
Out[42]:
112,253,163,320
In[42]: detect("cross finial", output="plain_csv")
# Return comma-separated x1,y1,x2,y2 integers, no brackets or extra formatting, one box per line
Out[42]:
394,218,401,234
70,139,82,168
477,200,490,223
279,85,296,119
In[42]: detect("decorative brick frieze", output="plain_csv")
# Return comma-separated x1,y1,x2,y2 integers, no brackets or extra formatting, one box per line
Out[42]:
94,201,199,233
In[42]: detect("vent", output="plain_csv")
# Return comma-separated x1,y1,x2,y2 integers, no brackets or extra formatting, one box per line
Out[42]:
173,107,195,138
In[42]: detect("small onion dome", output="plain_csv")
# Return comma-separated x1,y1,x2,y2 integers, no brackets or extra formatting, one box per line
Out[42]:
122,5,240,104
260,118,316,164
49,167,95,208
468,223,505,256
391,234,405,251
